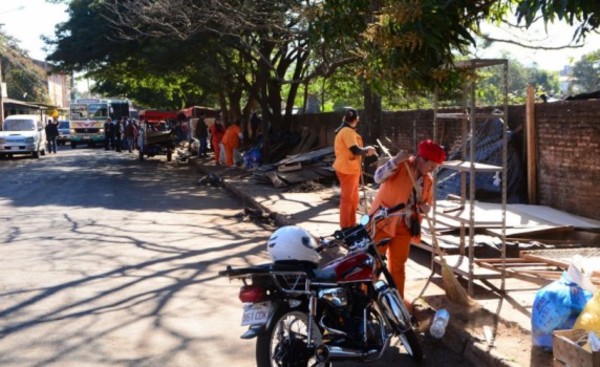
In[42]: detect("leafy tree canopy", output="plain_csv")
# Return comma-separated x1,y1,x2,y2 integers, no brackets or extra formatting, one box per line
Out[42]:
570,50,600,93
45,0,600,117
0,31,50,103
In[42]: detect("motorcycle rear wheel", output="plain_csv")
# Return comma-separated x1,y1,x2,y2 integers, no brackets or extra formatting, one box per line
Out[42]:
256,307,329,367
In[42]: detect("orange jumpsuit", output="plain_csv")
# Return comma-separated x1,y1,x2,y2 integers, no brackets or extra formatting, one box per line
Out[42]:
221,124,241,167
332,125,363,228
369,157,433,297
209,123,225,164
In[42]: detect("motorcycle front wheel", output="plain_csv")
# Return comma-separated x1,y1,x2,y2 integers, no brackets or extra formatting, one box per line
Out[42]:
380,287,423,362
397,328,423,362
256,307,329,367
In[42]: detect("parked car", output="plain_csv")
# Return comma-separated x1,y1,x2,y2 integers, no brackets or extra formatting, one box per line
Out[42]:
57,120,71,145
0,114,47,158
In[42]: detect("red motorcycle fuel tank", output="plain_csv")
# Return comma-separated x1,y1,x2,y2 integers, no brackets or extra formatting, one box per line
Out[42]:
322,252,375,283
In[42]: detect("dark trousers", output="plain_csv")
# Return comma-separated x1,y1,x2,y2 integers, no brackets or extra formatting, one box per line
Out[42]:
198,137,208,156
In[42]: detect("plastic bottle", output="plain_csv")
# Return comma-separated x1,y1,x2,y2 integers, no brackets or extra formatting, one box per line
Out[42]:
429,308,450,338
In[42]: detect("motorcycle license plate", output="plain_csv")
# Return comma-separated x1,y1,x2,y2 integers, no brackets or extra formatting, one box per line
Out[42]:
241,302,271,326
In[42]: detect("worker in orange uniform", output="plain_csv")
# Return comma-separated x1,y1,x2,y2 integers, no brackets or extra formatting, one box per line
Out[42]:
221,120,242,167
209,117,225,165
369,139,446,305
332,108,377,229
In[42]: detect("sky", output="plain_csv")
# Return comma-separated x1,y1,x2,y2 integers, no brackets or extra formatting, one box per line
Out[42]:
0,1,69,61
1,1,599,72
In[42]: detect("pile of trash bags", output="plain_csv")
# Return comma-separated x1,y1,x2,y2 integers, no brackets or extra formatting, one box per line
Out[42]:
532,255,600,350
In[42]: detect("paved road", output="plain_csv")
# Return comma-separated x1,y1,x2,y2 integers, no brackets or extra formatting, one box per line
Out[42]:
0,148,269,366
0,148,472,367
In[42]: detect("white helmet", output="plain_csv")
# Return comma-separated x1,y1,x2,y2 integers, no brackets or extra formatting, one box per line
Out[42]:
267,226,320,264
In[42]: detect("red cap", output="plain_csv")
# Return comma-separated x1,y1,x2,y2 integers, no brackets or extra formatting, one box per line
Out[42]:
417,139,446,164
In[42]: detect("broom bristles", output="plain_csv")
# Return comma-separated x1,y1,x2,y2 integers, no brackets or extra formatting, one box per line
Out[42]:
440,257,476,306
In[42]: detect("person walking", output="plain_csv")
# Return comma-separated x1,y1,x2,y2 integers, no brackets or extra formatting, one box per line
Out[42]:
45,119,59,154
332,108,376,229
221,120,242,167
124,119,135,153
196,116,209,157
115,117,124,152
369,139,446,301
209,117,225,165
104,118,113,150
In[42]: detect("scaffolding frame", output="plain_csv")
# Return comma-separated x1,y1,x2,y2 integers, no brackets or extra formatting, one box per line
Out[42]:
433,59,509,295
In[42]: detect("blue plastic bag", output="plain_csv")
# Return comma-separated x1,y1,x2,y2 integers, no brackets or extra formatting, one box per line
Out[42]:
243,146,262,169
531,271,593,348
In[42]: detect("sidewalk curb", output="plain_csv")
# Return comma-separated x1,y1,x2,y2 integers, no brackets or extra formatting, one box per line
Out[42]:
194,162,294,228
192,160,518,367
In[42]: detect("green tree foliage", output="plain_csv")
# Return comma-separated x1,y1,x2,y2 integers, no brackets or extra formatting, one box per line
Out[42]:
571,50,600,93
0,31,50,104
475,58,559,104
45,0,600,127
46,0,216,110
515,0,600,42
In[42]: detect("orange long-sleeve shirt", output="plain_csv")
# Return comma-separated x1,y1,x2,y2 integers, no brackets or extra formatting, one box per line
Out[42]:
221,125,241,149
369,156,433,238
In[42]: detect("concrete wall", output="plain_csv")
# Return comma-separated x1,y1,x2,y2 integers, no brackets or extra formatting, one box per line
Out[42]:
288,100,600,220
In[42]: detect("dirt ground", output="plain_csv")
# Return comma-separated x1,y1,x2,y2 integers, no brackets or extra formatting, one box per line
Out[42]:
418,295,553,367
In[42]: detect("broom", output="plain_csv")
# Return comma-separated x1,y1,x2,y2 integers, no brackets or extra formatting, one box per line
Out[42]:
377,140,474,306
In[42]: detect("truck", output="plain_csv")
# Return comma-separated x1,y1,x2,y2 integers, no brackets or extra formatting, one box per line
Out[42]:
68,99,130,149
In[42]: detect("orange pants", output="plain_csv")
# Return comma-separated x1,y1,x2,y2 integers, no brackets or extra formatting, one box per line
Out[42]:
336,171,360,228
223,144,235,167
212,139,221,164
375,229,412,298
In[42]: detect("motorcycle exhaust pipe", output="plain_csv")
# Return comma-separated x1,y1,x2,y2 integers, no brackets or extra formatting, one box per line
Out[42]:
315,345,378,363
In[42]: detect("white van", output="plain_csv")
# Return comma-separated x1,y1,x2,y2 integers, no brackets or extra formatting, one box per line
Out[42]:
0,114,47,158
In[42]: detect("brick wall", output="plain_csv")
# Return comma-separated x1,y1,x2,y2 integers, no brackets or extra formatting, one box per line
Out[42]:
534,100,600,220
288,99,600,220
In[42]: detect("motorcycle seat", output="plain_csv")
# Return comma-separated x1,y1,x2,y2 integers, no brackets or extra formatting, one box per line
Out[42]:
272,260,317,273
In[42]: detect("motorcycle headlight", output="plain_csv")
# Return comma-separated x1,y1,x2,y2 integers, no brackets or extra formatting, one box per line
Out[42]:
70,129,76,134
25,137,35,143
99,128,105,133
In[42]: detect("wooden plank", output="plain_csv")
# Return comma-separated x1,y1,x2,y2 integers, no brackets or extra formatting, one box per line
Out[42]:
434,255,503,279
510,204,600,229
434,201,569,232
553,329,600,367
521,254,569,268
441,160,502,172
521,248,600,267
526,84,537,204
486,225,573,238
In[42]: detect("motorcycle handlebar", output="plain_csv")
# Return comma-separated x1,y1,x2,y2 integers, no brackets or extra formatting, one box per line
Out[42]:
315,238,345,253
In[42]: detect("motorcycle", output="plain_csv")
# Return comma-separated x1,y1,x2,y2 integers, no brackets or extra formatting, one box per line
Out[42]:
219,206,423,366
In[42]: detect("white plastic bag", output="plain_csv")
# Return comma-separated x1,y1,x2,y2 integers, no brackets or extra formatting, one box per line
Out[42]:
219,143,226,165
567,255,596,293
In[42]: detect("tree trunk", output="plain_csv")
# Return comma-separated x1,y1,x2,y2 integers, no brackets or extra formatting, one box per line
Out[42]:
362,82,382,144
